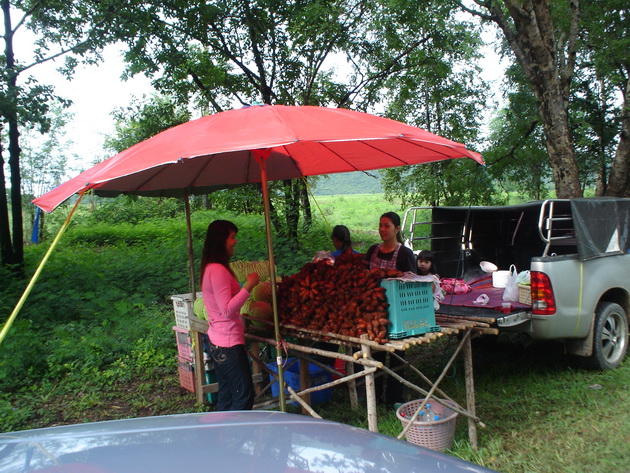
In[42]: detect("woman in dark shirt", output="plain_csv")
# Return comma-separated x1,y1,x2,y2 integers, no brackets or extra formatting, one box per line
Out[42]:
365,211,415,408
365,212,417,273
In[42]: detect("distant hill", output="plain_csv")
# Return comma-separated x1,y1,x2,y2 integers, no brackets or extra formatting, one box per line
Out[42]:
310,170,383,195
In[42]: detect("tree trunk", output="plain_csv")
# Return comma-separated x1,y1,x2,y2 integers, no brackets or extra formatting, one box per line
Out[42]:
8,114,24,264
0,143,15,265
282,180,300,241
1,0,23,265
484,0,583,198
300,179,312,232
605,79,630,197
537,92,582,198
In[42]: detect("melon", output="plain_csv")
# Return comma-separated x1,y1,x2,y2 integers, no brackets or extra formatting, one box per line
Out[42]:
231,260,274,283
193,297,208,320
231,261,251,284
249,300,273,327
252,281,273,302
240,298,254,316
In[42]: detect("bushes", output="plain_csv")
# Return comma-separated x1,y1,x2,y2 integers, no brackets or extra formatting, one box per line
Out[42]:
0,203,343,432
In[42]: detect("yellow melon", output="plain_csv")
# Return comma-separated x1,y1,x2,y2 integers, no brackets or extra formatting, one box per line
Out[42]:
249,300,273,327
252,281,273,302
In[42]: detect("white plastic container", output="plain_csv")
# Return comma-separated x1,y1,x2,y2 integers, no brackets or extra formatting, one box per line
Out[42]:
492,270,510,288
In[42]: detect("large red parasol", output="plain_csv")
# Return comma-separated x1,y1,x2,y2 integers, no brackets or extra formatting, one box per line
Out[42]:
32,105,483,409
33,105,482,212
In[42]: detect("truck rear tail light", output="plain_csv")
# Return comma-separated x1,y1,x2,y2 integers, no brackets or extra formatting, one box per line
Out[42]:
530,271,556,315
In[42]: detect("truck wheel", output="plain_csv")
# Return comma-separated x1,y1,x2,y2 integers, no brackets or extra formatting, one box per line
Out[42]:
585,302,629,370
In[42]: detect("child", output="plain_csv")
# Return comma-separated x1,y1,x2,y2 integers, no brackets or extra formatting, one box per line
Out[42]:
417,250,438,277
417,250,443,310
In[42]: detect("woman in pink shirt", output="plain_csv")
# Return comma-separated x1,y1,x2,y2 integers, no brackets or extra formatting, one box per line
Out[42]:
200,220,260,410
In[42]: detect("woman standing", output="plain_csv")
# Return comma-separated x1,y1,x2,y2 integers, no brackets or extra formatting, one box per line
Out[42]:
365,212,416,407
200,220,260,411
366,212,417,273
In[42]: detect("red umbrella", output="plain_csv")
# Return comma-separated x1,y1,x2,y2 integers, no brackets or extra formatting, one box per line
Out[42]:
32,105,483,409
33,105,482,212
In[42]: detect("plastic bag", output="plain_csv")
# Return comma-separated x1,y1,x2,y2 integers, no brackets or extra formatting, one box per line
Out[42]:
502,265,519,302
516,270,531,285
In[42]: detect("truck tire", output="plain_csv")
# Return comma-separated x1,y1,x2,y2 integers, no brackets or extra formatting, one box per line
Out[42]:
585,302,629,370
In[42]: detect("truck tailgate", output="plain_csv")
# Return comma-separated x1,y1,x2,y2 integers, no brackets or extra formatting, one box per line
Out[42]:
436,303,531,328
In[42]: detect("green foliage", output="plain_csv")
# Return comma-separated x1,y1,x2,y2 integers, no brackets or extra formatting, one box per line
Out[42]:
82,196,186,225
482,66,553,201
381,160,498,207
104,95,192,153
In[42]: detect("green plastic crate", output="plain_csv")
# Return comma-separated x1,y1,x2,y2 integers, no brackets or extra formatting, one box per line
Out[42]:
380,279,439,339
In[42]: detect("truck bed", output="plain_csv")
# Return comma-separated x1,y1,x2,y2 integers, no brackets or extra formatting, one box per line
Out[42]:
436,274,532,328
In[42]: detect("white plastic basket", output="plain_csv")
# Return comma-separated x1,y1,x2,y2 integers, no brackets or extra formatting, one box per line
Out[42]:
171,292,201,330
396,399,458,451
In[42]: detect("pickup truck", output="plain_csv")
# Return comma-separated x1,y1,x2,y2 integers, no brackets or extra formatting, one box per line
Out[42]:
401,198,630,370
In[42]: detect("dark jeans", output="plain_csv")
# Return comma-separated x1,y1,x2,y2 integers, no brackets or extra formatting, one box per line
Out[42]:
209,343,254,411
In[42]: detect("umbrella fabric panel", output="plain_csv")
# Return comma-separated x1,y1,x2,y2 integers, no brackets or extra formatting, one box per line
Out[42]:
33,105,483,212
72,136,476,198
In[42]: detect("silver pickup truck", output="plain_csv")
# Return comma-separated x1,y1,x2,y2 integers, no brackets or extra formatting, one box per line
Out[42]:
402,198,630,370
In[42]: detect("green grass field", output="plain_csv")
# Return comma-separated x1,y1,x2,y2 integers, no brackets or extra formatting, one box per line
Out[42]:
1,196,629,473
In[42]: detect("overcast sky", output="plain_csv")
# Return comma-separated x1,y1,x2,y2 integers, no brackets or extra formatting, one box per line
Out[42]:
17,27,505,182
21,43,154,172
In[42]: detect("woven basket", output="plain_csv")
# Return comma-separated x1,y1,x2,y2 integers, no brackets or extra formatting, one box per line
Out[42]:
518,284,531,305
396,399,458,451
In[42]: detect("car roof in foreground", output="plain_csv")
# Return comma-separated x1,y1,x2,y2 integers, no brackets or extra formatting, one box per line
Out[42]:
0,411,499,473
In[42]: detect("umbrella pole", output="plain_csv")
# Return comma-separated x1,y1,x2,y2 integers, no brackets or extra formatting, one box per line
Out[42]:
256,151,286,412
1,191,85,344
184,194,197,300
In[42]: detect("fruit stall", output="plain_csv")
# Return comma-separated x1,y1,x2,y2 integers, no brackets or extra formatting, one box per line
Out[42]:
173,256,494,449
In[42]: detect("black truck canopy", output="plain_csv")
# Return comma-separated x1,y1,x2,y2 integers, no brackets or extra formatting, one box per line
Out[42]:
411,198,630,278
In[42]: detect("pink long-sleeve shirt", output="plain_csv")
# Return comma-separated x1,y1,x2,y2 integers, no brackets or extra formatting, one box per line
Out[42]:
201,263,251,347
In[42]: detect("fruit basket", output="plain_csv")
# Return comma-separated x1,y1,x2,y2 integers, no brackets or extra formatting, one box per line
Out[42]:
517,283,531,305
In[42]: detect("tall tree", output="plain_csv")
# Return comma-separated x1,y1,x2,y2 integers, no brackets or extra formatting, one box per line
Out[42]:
577,0,629,196
110,0,487,240
0,0,149,266
462,0,629,198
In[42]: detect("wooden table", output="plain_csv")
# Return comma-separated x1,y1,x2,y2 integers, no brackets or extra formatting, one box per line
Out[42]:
187,314,492,449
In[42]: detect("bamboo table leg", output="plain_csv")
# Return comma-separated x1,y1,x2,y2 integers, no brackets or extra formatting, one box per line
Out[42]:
463,332,478,450
299,357,311,414
345,345,358,409
361,336,378,432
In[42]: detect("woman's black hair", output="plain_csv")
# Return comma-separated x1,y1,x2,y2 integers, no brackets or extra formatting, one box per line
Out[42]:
200,220,238,288
331,225,353,253
381,211,403,243
417,250,437,274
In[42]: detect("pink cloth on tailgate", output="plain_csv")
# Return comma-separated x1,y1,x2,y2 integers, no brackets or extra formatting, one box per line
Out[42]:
440,274,530,309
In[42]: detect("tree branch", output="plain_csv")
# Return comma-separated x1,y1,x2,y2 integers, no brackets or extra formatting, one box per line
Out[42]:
488,119,540,165
336,35,432,107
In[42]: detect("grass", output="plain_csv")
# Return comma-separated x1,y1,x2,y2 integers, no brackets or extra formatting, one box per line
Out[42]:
316,337,630,472
308,193,405,251
1,197,629,473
